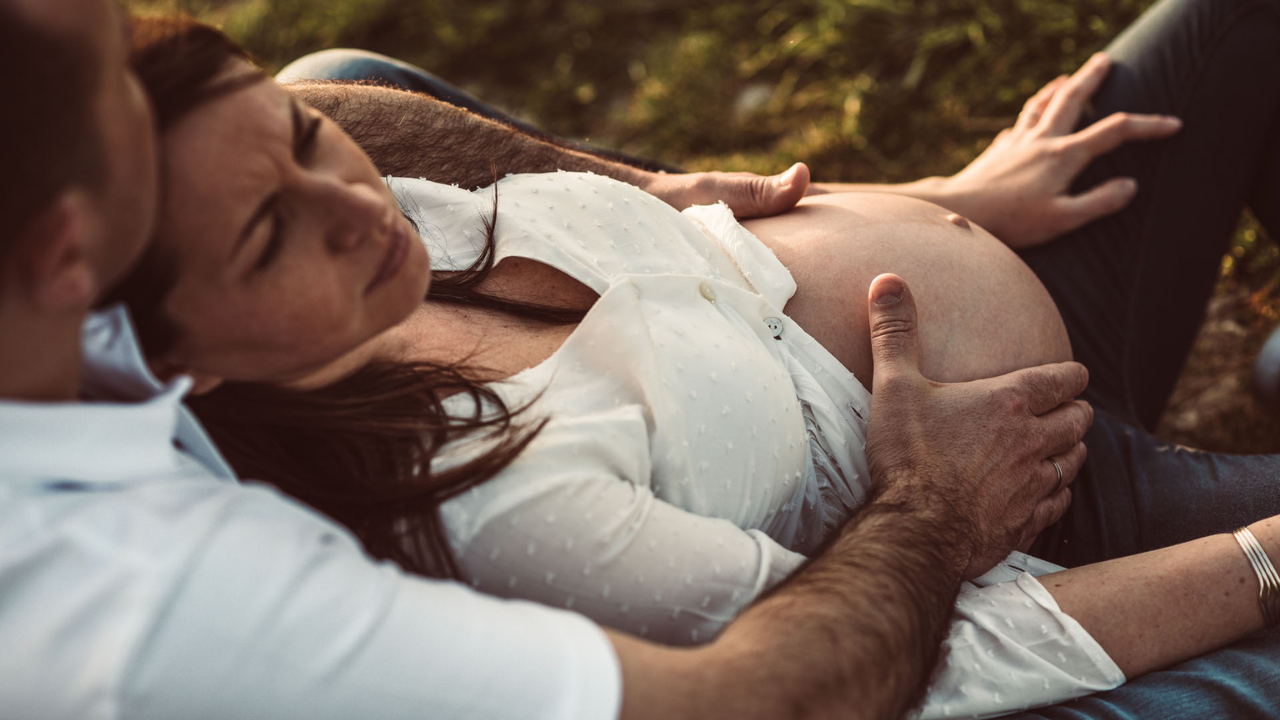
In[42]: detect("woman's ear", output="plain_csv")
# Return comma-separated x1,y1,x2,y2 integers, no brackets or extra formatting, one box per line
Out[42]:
148,355,225,395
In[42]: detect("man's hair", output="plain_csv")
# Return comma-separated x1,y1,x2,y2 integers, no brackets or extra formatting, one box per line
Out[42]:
0,2,107,273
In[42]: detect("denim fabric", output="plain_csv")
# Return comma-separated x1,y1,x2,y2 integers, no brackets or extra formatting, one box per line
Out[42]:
1018,0,1280,715
1016,0,1280,432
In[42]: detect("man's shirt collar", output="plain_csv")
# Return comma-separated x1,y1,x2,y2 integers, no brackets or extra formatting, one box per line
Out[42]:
0,305,237,485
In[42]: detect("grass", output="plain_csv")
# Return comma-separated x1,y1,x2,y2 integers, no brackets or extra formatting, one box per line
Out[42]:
125,0,1280,452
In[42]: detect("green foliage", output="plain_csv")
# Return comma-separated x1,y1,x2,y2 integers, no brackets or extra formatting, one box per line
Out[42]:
129,0,1152,174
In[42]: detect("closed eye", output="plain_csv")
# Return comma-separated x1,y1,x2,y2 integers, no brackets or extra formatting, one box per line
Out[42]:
252,104,322,273
254,199,284,272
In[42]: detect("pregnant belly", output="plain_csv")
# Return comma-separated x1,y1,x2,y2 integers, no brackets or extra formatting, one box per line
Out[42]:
741,193,1071,385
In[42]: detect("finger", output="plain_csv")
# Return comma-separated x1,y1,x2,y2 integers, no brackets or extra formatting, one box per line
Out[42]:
1023,487,1073,543
1015,74,1068,131
1052,177,1139,235
867,274,923,389
1047,440,1088,493
1071,112,1183,156
995,361,1090,416
718,163,811,219
1042,53,1112,135
1037,401,1094,459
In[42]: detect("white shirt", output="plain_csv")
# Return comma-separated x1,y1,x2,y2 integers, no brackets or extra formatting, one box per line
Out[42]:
0,306,621,720
391,171,1126,718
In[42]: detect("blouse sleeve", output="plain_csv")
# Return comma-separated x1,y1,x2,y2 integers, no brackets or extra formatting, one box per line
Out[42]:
441,408,1123,714
915,574,1125,719
441,403,806,646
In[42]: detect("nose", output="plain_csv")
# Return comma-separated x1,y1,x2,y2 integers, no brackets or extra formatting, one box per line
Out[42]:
306,177,392,253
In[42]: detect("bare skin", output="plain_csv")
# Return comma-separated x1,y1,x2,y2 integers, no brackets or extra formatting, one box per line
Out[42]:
384,192,1070,397
744,192,1071,386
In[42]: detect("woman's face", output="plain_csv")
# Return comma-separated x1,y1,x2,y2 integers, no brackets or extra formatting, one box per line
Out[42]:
152,61,431,389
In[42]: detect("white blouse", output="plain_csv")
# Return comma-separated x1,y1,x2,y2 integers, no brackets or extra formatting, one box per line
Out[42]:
389,172,1124,718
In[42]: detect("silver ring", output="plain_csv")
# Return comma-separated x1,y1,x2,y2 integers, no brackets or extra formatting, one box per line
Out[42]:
1051,458,1064,487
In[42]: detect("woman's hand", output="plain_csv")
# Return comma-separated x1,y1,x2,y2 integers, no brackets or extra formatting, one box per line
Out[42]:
939,53,1182,248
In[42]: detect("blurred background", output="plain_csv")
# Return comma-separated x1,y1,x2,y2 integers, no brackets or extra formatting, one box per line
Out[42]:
124,0,1280,452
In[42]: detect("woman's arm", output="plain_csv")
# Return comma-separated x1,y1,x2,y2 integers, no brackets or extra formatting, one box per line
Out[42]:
809,54,1181,248
1042,515,1280,678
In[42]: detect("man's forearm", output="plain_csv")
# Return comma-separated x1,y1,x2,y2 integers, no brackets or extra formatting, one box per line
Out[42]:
287,81,650,189
616,492,970,720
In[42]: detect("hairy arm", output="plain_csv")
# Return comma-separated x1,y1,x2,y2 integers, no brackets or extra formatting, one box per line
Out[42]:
286,80,807,216
287,80,648,188
612,497,971,720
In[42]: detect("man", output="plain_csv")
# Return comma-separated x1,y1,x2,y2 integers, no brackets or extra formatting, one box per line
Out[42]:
0,1,1092,719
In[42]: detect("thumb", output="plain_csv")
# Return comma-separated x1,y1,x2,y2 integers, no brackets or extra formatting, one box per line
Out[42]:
867,273,922,387
728,163,810,219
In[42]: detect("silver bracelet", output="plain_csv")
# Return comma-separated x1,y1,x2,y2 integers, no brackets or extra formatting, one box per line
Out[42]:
1232,527,1280,628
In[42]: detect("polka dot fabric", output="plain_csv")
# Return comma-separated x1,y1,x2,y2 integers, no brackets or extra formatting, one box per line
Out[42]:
388,173,1124,716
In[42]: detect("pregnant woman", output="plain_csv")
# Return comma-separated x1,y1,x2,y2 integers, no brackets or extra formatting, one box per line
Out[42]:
112,0,1280,716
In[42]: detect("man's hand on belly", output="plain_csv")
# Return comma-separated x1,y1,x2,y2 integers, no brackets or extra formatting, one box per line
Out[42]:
863,273,1093,579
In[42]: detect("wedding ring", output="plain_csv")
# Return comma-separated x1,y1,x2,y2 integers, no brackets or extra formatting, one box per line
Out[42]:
1050,458,1064,487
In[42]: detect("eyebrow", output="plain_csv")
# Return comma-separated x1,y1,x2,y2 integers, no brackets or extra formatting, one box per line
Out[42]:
231,101,312,260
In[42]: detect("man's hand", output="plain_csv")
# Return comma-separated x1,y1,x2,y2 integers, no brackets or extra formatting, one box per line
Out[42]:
939,53,1181,248
640,163,810,218
864,273,1092,578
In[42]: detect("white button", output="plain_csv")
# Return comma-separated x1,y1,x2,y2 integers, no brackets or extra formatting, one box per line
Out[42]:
699,282,717,302
764,317,783,339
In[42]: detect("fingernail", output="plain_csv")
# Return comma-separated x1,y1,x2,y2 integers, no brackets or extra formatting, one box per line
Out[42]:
1165,116,1183,127
778,163,800,188
1119,178,1137,193
872,276,904,306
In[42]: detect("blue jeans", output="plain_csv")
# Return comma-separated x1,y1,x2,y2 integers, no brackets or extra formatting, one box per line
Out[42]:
281,0,1280,714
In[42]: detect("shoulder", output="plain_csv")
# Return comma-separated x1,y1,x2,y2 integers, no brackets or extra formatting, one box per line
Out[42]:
0,475,622,720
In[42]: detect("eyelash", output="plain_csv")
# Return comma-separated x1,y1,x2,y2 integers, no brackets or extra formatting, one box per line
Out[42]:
253,113,323,272
254,218,285,271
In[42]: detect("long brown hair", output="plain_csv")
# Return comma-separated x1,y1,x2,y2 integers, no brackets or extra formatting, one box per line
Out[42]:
114,16,582,578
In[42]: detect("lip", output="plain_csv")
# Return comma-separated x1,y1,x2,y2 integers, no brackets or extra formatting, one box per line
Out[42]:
365,218,410,295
